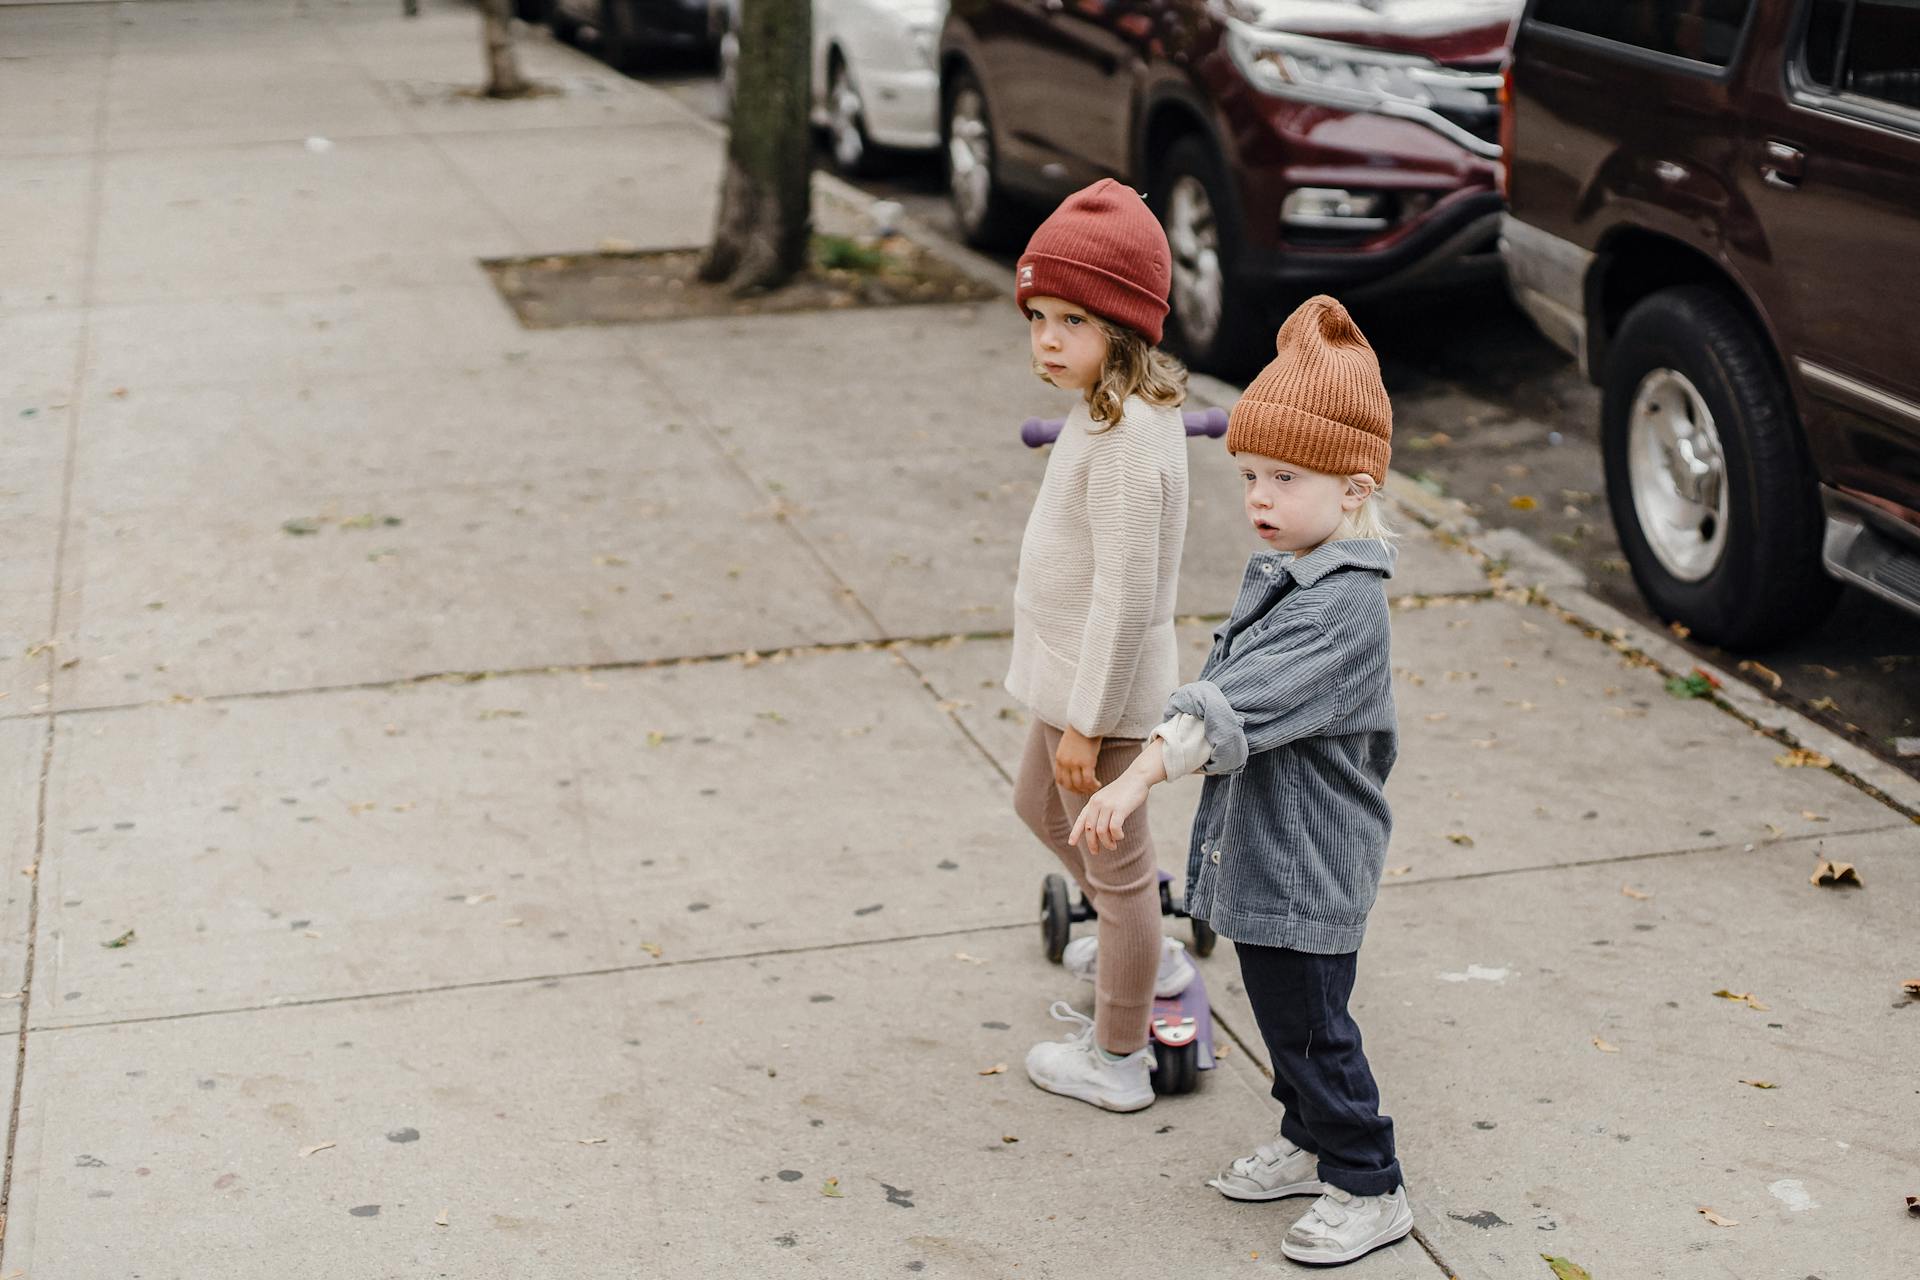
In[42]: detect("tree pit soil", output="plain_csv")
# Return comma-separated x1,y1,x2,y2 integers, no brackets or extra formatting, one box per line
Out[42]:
483,236,1003,329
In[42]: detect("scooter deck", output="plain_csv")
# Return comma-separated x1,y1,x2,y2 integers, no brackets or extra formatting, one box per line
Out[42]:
1150,962,1216,1072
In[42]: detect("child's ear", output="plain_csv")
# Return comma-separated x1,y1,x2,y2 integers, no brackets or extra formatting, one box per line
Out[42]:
1340,474,1374,513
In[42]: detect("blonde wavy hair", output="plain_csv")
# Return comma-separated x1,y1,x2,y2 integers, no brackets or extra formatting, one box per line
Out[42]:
1034,313,1187,429
1334,474,1397,543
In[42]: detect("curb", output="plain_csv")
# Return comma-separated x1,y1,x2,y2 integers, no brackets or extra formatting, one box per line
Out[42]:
638,73,1920,822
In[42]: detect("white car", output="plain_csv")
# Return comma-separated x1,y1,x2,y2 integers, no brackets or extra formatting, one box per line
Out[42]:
720,0,945,174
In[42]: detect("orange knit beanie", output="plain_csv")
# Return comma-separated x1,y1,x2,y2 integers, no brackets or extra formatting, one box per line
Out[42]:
1226,295,1392,484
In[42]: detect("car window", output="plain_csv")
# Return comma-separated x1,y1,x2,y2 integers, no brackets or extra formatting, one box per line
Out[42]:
1531,0,1755,67
1801,0,1920,111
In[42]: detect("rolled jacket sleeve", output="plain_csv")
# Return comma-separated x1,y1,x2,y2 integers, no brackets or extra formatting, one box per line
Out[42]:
1148,713,1210,778
1165,614,1346,777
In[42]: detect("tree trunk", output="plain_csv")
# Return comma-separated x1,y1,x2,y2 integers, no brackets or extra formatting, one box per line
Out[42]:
698,0,812,294
479,0,529,99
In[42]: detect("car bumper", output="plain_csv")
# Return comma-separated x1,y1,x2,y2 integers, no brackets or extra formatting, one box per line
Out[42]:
1238,189,1505,295
838,65,941,152
1499,213,1593,374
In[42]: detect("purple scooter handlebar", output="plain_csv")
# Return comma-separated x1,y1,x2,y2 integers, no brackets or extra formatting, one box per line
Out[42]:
1020,405,1228,447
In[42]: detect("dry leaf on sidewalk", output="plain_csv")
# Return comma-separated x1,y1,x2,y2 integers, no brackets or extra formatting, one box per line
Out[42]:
1385,865,1413,878
1738,659,1783,691
1774,748,1832,769
1591,1036,1619,1053
1541,1257,1592,1280
639,942,663,958
434,1209,449,1227
1445,833,1475,847
1697,1207,1738,1227
1906,1195,1919,1217
1739,1079,1777,1089
1001,1135,1019,1144
978,1063,1008,1076
299,1141,336,1158
102,929,135,949
953,952,989,965
1901,979,1920,999
821,1177,844,1198
1712,989,1771,1012
577,1137,607,1145
1621,884,1651,900
1810,859,1862,887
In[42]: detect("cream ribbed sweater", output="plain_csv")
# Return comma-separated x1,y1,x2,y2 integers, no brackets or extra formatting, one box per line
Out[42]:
1006,396,1189,740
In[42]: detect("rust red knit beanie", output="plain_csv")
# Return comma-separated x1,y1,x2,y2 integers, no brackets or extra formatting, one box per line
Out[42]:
1015,179,1171,344
1226,295,1393,484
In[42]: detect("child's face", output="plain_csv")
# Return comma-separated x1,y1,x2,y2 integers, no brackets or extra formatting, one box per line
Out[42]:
1237,453,1366,554
1026,296,1109,392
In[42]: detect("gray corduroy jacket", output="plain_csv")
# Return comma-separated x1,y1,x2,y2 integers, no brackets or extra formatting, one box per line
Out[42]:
1172,539,1398,954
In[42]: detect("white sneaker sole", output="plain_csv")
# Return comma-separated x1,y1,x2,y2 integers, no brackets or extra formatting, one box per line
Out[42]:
1280,1204,1414,1265
1024,1065,1155,1113
1067,949,1198,999
1208,1174,1328,1202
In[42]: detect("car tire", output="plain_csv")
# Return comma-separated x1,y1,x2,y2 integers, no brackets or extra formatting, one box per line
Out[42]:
1600,285,1838,650
597,0,650,72
826,54,876,177
942,66,1027,250
512,0,552,22
1152,136,1269,379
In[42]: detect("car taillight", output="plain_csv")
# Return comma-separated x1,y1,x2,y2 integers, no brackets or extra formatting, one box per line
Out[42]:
1497,60,1515,200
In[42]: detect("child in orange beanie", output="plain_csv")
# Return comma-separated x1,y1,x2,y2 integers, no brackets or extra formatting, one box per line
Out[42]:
1004,179,1193,1113
1072,296,1412,1263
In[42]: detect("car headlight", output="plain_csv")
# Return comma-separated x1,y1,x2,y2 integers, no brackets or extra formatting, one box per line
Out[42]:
1225,20,1439,111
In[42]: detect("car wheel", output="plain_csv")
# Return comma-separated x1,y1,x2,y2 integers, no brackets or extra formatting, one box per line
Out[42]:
1153,136,1268,378
943,67,1026,249
1600,286,1838,649
597,0,650,71
826,55,875,176
512,0,552,22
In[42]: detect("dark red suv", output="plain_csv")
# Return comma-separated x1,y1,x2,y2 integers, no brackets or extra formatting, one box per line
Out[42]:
938,0,1519,373
1502,0,1920,648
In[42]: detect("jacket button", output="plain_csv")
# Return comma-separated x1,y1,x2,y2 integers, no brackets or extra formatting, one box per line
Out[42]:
1210,849,1221,865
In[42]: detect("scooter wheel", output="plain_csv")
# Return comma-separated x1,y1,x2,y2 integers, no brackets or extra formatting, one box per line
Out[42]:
1190,915,1218,959
1041,873,1071,963
1151,1039,1199,1095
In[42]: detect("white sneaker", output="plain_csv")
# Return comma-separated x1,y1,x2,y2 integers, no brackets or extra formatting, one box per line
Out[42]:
1207,1131,1328,1201
1281,1185,1414,1266
1023,1002,1155,1112
1061,935,1197,998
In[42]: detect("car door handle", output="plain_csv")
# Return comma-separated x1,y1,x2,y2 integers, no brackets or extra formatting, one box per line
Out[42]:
1761,141,1805,189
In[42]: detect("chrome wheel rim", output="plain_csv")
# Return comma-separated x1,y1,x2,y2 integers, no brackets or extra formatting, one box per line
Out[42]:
947,87,992,232
829,65,865,170
1627,367,1729,582
1166,175,1223,350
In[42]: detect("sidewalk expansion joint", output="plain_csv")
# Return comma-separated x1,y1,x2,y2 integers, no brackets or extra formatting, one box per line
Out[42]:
24,921,1034,1037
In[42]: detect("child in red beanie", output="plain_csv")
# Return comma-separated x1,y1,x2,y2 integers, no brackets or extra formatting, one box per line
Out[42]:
1005,179,1192,1112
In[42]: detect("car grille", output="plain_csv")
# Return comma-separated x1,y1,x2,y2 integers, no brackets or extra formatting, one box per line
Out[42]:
1426,61,1503,149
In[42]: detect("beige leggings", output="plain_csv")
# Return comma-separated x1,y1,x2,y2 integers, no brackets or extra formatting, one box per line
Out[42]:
1012,720,1161,1055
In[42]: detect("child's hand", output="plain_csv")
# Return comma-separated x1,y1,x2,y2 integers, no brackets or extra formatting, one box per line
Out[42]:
1054,728,1102,795
1071,777,1146,855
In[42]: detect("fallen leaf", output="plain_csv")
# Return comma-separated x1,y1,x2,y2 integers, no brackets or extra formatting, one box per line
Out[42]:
299,1141,336,1158
1214,1041,1231,1058
1385,865,1413,878
1712,989,1771,1012
953,951,989,965
1592,1036,1619,1053
821,1177,844,1198
740,649,762,667
1810,859,1862,888
577,1137,607,1145
501,918,524,928
1445,833,1476,847
1902,979,1920,998
1423,711,1449,722
1542,1257,1593,1280
462,892,495,906
1737,659,1783,691
434,1209,450,1227
646,730,666,748
1509,495,1538,510
102,929,135,949
1621,884,1651,900
935,699,971,713
1000,1134,1019,1144
639,941,662,958
1668,620,1692,640
1739,1079,1777,1089
476,708,524,721
978,1063,1008,1076
1907,1195,1919,1217
1800,810,1828,822
1774,748,1832,769
1808,695,1839,713
281,516,322,536
1697,1207,1738,1227
1665,668,1719,699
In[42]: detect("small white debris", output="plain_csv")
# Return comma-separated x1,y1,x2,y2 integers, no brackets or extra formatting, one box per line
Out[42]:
304,136,333,153
1768,1179,1817,1212
1437,965,1510,984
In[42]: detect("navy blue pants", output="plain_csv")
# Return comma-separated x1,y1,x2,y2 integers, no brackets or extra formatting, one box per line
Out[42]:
1235,943,1402,1197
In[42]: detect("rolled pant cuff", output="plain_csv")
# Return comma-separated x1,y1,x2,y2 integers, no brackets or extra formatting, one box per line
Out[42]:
1317,1159,1403,1198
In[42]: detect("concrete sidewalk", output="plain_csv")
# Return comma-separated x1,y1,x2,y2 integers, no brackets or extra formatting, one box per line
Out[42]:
1,3,1915,1277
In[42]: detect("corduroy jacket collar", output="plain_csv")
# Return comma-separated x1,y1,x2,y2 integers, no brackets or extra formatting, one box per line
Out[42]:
1263,538,1397,588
